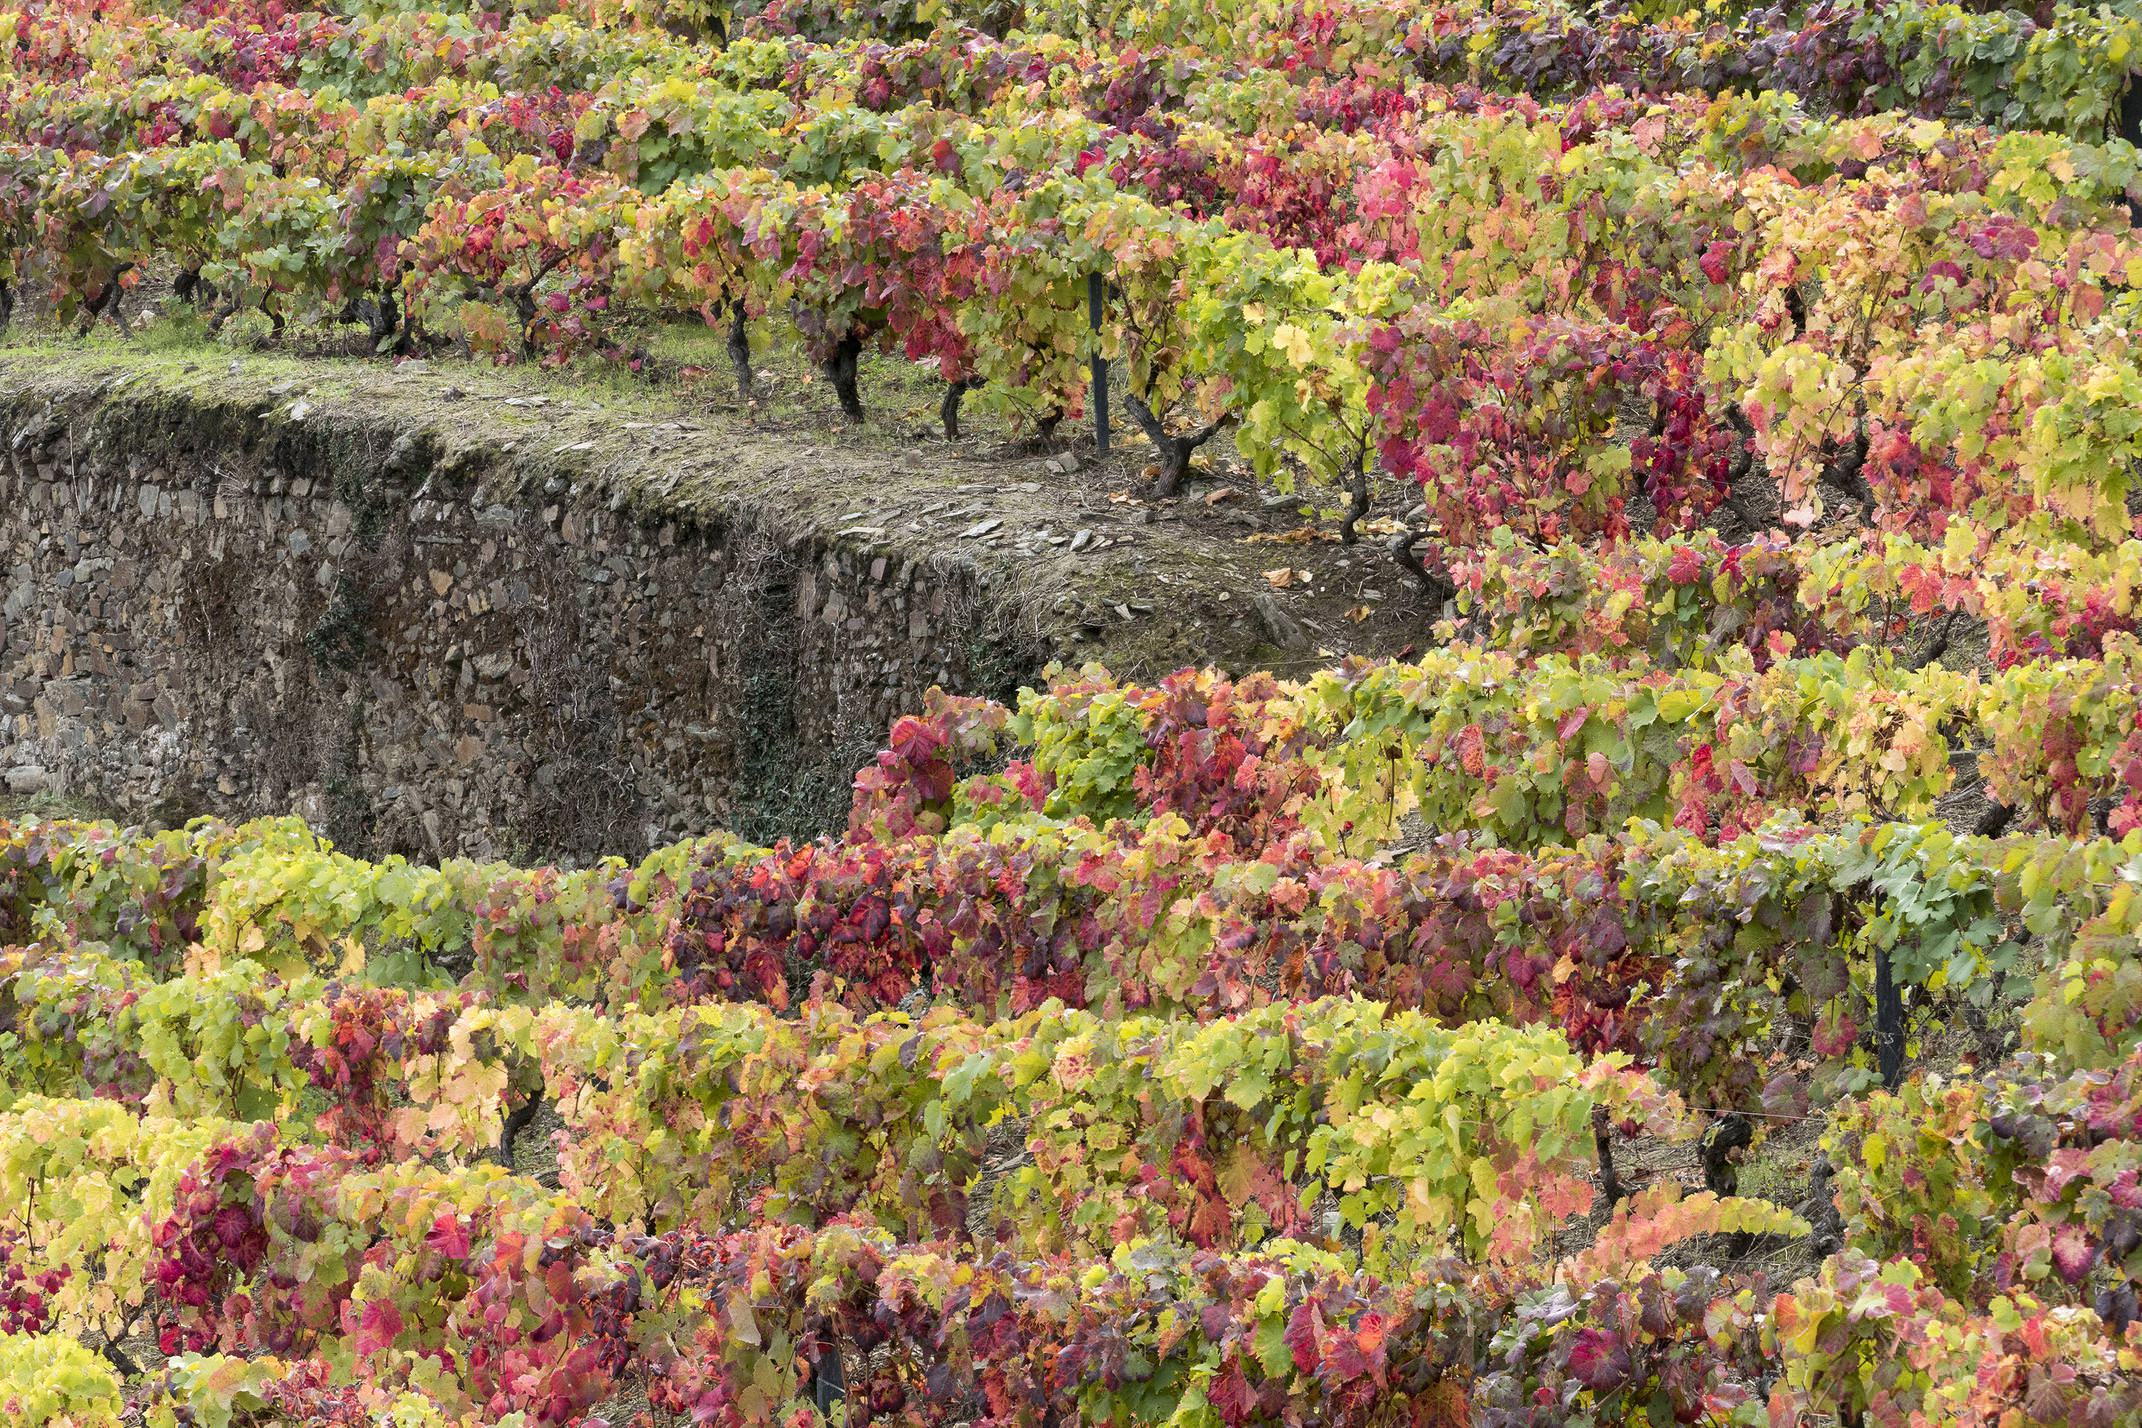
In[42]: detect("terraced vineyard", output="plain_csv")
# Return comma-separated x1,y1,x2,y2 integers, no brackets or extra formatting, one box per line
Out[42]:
7,0,2142,1421
3,661,2141,1422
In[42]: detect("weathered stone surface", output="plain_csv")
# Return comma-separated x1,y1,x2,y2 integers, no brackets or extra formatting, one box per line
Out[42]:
0,341,1444,857
0,392,1042,861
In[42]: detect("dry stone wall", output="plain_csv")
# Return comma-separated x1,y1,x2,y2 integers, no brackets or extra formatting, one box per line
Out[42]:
0,383,1042,861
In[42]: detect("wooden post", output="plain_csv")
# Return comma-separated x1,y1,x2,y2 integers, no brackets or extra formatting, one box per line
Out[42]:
1089,271,1110,457
811,1346,846,1416
2122,80,2142,224
1873,945,1904,1089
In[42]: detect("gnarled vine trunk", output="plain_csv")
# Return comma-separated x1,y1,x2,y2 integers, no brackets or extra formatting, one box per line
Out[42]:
78,263,136,335
1339,443,1372,545
822,332,865,424
1386,527,1453,603
494,1088,546,1168
1592,1105,1625,1207
940,378,976,440
365,286,403,354
727,301,753,402
1821,426,1874,508
1701,1111,1753,1197
1122,390,1225,499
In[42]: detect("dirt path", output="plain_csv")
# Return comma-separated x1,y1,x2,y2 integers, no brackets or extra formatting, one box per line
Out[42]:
0,336,1444,684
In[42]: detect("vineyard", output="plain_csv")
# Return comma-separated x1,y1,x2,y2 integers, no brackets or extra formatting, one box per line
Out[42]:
6,0,2142,1420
